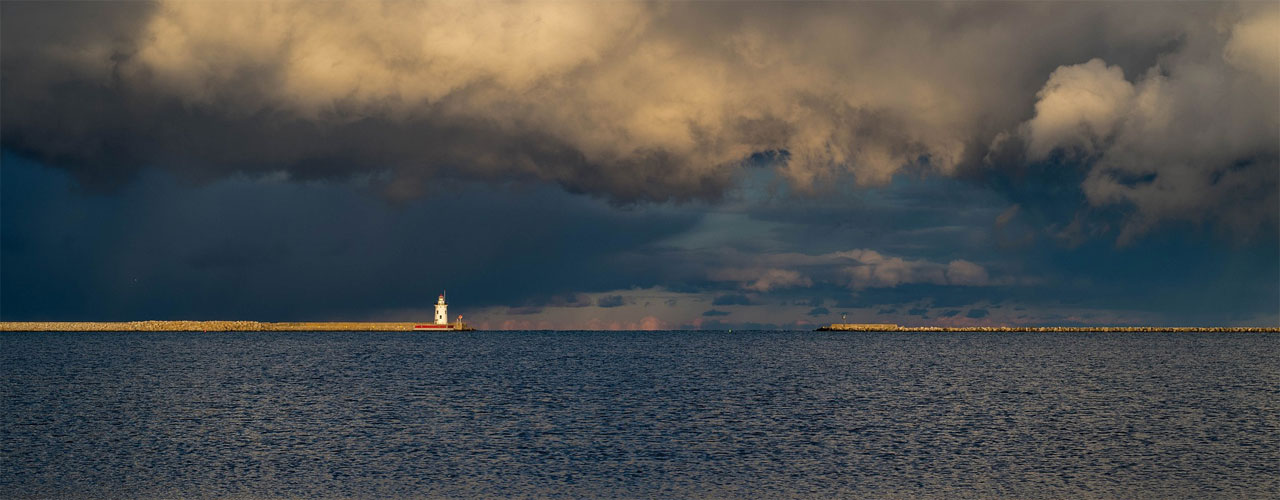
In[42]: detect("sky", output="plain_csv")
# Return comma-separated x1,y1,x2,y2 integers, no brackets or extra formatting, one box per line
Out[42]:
1,1,1277,329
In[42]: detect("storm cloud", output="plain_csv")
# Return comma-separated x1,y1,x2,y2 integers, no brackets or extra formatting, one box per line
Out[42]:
3,1,1275,231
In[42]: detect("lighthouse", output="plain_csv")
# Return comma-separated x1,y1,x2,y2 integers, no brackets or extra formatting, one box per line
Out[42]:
414,291,472,331
434,293,448,325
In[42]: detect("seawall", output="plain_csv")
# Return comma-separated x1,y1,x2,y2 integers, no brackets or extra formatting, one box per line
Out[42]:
0,321,464,332
815,323,1278,332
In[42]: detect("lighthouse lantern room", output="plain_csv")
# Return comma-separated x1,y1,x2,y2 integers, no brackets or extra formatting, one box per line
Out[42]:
434,293,448,325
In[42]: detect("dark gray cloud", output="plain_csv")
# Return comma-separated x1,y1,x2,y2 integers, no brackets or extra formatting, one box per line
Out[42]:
712,294,753,306
702,310,730,317
0,155,692,320
504,292,599,315
3,155,1276,325
596,295,626,308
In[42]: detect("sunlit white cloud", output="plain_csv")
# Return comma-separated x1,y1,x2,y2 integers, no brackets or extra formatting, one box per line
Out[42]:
1011,6,1278,241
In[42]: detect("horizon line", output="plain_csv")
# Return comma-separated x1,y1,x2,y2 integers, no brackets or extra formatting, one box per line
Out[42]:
1,321,1276,333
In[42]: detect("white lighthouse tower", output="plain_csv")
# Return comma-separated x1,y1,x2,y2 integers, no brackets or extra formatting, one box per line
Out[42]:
434,292,448,325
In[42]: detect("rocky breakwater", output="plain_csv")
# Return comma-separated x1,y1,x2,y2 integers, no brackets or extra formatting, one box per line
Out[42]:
815,323,901,331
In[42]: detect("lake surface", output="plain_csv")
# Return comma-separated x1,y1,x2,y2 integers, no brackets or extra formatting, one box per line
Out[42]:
2,331,1277,499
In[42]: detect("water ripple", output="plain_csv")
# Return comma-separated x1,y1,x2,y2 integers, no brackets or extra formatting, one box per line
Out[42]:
2,331,1277,498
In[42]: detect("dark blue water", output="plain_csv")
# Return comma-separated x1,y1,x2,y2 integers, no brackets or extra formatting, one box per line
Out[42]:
2,331,1277,498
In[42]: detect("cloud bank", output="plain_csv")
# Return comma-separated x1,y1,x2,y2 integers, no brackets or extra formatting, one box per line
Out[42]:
2,1,1276,235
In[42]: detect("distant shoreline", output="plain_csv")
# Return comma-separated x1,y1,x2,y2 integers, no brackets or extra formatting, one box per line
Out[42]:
0,321,1276,332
